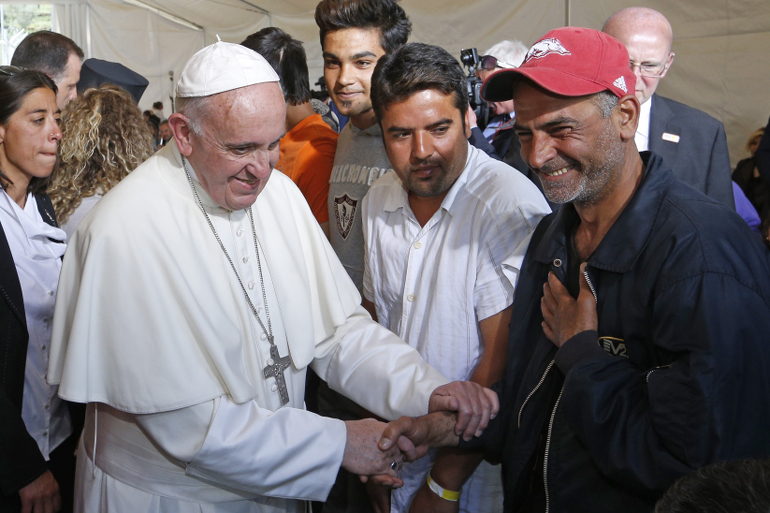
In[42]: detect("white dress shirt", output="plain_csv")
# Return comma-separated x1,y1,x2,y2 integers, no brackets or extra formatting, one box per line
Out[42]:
0,190,71,460
635,97,653,152
362,144,551,513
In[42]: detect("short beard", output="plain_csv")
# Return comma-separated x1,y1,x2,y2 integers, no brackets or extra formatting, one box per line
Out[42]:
405,160,453,198
335,96,372,119
407,177,452,198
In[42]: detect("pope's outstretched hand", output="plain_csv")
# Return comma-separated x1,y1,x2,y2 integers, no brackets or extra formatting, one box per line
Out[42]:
343,418,404,487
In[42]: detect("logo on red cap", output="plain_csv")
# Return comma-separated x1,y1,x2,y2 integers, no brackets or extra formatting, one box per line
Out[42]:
613,76,628,93
525,38,571,62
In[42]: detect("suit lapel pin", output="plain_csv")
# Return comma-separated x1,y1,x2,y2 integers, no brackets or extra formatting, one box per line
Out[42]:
662,132,680,143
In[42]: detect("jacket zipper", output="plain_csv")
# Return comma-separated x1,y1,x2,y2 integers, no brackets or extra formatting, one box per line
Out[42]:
646,364,673,382
518,360,556,428
544,386,564,513
540,267,592,511
583,267,598,303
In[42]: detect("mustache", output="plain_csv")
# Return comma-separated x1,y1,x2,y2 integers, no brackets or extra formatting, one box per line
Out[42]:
537,157,576,175
408,158,443,172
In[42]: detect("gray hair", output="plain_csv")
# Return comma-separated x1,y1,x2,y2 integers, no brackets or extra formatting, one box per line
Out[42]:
175,95,212,136
483,39,529,68
592,91,619,118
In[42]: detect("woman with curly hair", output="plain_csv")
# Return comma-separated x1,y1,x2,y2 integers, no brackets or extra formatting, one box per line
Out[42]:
49,84,153,237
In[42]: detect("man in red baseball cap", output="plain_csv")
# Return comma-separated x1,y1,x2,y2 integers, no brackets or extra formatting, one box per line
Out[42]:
377,26,770,513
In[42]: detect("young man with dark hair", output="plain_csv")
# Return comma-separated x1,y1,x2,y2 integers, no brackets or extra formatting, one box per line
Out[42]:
11,30,83,111
242,27,338,237
314,0,411,292
364,42,549,513
312,3,412,511
315,0,411,56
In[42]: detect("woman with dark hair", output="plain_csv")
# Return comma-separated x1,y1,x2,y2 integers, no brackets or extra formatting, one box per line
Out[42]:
48,84,153,237
0,66,75,513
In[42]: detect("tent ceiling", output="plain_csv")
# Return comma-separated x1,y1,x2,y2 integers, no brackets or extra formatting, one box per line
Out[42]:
5,0,769,167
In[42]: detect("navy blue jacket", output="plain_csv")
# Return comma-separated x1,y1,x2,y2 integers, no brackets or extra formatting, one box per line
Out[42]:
464,152,770,512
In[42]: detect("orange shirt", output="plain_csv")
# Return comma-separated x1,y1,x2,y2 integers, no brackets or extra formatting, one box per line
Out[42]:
276,114,338,225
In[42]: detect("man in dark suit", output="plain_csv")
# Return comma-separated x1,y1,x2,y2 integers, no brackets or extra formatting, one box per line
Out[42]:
603,7,734,209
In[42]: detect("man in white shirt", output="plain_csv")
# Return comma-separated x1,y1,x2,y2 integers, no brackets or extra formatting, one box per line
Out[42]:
48,41,496,513
602,7,734,209
363,43,551,513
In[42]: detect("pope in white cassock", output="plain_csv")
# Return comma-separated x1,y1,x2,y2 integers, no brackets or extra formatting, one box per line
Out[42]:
47,42,495,513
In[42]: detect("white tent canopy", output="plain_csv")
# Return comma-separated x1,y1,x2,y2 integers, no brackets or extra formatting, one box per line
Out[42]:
6,0,770,167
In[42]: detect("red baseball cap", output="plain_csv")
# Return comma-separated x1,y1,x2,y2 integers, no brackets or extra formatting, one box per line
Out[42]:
481,27,635,102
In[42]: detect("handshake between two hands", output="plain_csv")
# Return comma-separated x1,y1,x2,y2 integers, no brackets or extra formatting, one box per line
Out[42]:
341,381,499,488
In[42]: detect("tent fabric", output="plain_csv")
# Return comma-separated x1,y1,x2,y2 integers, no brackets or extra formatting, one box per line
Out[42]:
4,0,768,168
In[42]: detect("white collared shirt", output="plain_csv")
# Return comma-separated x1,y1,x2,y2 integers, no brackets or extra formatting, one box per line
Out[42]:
0,190,71,460
636,97,653,152
362,144,550,513
362,144,550,382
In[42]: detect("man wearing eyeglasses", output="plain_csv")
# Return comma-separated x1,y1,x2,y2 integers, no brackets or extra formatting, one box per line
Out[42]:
603,7,734,209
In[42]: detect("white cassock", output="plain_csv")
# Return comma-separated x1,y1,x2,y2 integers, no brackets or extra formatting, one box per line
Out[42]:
47,141,448,513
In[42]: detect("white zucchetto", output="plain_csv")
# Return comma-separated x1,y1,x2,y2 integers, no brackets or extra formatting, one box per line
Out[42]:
176,40,279,98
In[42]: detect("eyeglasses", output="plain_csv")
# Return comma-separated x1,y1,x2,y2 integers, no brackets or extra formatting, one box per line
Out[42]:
479,55,515,71
0,65,25,76
629,54,674,78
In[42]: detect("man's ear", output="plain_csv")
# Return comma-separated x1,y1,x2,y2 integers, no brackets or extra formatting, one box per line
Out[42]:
464,106,472,139
660,51,675,79
615,94,640,142
168,113,194,156
0,124,5,145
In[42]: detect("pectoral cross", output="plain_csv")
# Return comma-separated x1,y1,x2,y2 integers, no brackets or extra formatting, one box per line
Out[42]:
263,342,291,405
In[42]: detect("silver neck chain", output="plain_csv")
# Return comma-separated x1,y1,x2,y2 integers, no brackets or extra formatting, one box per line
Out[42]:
181,156,274,347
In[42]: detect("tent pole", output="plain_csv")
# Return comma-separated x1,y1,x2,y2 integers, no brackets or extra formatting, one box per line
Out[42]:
86,4,93,58
237,1,269,15
123,0,204,31
565,0,571,26
1,5,5,65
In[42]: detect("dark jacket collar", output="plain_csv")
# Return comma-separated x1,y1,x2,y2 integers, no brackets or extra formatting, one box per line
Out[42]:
0,216,26,326
532,152,675,273
36,193,59,228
